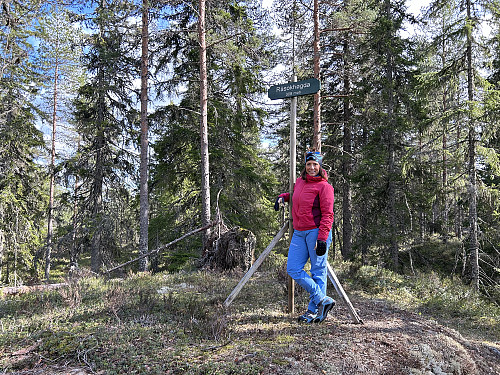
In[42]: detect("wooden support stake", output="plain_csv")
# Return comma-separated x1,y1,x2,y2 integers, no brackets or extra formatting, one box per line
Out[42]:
327,262,363,324
224,221,288,307
223,223,363,325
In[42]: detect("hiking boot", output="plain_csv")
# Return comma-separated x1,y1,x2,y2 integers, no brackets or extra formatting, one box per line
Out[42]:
297,310,317,323
314,296,335,323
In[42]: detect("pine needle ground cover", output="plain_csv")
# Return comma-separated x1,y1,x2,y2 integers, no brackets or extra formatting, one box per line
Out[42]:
0,260,499,375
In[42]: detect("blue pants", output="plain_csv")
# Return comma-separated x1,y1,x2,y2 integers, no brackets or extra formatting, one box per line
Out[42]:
287,228,332,313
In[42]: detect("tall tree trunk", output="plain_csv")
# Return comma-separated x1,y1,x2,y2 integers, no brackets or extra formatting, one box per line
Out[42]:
46,59,59,282
312,0,321,151
70,172,79,270
442,101,449,243
418,131,425,243
91,135,104,273
360,122,368,265
384,0,398,270
89,5,108,273
455,88,463,241
466,0,479,289
138,0,149,272
341,38,352,260
0,230,4,282
387,129,398,270
199,0,211,245
441,16,449,243
90,64,105,273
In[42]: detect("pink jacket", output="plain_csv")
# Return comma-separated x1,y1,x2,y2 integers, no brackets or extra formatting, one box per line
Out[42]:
279,172,334,241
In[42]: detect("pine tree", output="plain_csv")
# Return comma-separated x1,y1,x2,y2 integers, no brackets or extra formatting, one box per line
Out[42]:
149,0,278,266
36,2,84,281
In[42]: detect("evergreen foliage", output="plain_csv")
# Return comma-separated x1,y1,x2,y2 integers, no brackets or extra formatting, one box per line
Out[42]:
0,0,49,283
0,0,497,304
149,0,279,269
72,0,139,272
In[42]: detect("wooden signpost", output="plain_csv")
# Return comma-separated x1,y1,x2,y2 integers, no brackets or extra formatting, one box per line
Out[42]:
267,78,321,100
223,77,362,324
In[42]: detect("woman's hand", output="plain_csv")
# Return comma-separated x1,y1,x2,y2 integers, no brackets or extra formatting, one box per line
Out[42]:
316,240,327,256
274,197,284,211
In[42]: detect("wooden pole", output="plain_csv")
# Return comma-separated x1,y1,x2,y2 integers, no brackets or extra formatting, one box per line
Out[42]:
224,222,288,307
288,75,297,314
312,0,321,152
326,262,363,324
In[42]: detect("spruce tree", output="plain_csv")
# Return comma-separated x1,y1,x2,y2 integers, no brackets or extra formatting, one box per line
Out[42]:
320,0,376,260
422,0,497,287
352,0,418,270
73,0,139,272
0,0,48,283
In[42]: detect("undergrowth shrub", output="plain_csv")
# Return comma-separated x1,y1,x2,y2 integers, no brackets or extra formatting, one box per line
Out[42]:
346,263,500,340
261,252,287,281
59,278,83,308
161,290,230,342
349,265,406,296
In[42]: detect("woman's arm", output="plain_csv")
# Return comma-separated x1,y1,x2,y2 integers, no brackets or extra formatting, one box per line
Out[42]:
317,184,334,242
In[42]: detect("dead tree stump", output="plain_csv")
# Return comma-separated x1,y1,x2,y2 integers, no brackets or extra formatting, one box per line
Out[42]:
201,227,256,271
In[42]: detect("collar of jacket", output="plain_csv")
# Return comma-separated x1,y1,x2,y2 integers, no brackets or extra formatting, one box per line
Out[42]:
305,174,324,182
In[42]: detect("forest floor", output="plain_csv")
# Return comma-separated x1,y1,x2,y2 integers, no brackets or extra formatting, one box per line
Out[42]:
1,261,500,374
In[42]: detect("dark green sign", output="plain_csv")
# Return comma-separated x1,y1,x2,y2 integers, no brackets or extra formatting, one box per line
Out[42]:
268,78,320,100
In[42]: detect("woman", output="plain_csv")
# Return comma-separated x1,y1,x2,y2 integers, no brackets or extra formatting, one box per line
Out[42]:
274,150,335,323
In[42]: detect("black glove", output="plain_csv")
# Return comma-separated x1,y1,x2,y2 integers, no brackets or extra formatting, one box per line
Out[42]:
316,240,327,256
274,197,283,211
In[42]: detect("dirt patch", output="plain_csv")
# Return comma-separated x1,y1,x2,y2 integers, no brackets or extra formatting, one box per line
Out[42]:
220,297,500,375
269,298,499,375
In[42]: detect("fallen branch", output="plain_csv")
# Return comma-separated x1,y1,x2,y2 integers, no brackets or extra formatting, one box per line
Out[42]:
1,283,67,296
103,220,220,275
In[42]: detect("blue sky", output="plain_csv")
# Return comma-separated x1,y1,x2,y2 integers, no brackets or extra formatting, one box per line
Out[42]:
262,0,431,16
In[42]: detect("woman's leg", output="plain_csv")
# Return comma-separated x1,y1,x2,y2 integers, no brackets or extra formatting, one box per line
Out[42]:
287,229,325,311
308,230,332,312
